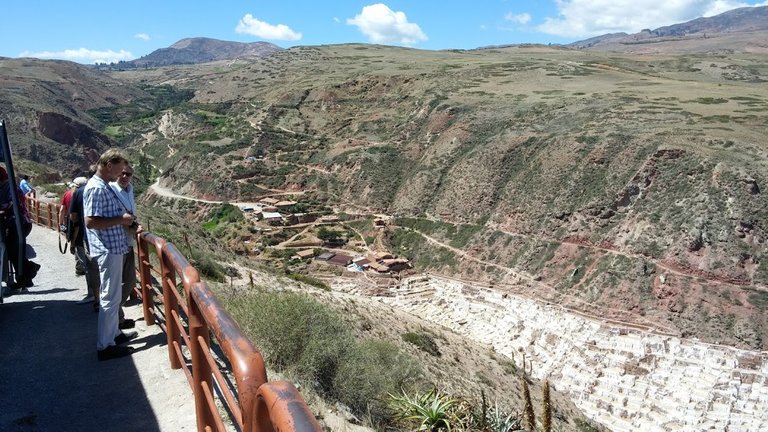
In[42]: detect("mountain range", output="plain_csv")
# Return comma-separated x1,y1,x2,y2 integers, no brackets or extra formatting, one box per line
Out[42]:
0,5,766,352
115,37,282,68
104,6,768,68
569,5,768,52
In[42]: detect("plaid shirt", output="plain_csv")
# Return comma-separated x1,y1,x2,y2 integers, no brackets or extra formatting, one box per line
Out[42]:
109,182,136,247
84,175,128,255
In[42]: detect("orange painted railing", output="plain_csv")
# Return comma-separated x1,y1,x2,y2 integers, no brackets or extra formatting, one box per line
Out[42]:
29,196,321,432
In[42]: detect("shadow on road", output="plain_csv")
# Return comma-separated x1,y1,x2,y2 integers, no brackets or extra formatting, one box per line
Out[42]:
0,294,165,432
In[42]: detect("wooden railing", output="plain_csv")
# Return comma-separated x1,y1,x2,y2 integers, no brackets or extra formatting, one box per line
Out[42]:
29,196,321,432
27,196,58,230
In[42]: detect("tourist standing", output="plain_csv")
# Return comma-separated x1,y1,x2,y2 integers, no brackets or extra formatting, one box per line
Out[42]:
60,177,88,275
109,164,141,330
68,172,100,310
19,175,34,197
0,167,40,290
84,149,137,361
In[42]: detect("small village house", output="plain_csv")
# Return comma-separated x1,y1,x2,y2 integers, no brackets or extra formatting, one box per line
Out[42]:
328,254,353,267
316,251,335,261
259,197,280,206
368,262,390,273
295,249,315,259
381,258,411,272
353,257,370,269
291,249,315,261
260,211,283,225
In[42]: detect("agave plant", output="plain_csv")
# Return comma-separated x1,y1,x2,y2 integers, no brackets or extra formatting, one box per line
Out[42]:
469,393,523,432
389,387,462,431
485,402,523,432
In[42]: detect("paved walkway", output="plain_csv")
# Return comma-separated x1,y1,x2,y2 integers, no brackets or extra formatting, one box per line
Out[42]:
0,226,196,432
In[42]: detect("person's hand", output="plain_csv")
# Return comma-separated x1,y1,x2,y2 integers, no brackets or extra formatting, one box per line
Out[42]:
136,224,144,235
120,213,136,226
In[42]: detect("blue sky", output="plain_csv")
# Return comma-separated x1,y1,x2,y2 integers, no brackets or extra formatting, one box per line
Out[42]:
2,1,766,64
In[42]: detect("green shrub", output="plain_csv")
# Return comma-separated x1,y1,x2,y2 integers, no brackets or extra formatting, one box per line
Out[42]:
189,250,225,282
223,290,426,424
334,340,423,423
203,203,244,231
402,331,441,357
230,291,350,372
747,289,768,310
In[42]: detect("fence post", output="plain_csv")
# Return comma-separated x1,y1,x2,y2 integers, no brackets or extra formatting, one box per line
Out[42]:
161,251,182,369
189,288,215,431
46,202,53,229
136,235,155,326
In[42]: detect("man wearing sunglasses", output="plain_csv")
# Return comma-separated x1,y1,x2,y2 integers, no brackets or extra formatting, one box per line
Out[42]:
110,165,142,331
84,149,138,361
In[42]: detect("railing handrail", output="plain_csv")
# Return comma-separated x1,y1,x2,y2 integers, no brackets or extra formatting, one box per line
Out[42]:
27,196,321,432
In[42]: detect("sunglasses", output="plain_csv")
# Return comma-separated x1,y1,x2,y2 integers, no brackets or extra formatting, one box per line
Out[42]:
120,172,133,177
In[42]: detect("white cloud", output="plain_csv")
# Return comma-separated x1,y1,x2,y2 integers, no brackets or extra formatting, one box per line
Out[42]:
347,3,427,45
19,48,133,64
505,12,532,25
702,0,756,15
134,33,150,41
538,0,759,38
235,14,302,41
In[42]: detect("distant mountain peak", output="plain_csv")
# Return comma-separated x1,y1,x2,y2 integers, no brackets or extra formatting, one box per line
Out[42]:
569,5,768,52
130,37,283,67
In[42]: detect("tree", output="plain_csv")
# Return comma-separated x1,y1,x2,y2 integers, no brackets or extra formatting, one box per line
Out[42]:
317,227,340,242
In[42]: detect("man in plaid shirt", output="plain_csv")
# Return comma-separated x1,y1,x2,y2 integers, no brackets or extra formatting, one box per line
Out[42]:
84,149,139,361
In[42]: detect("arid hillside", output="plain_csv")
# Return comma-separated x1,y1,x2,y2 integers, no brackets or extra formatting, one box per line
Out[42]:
0,57,152,177
0,42,766,354
101,44,768,351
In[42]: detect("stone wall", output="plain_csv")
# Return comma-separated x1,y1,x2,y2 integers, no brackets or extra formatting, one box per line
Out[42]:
379,276,768,432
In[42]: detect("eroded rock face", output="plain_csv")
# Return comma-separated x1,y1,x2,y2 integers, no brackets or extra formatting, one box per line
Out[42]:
37,112,110,149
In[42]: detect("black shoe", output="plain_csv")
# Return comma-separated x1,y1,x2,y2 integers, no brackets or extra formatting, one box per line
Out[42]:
18,279,33,288
119,318,136,329
114,330,138,345
29,262,40,280
97,345,134,361
75,269,86,276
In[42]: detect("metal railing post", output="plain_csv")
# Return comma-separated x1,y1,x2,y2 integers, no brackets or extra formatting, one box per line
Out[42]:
161,251,182,369
136,235,155,325
46,202,53,229
189,294,215,431
34,199,41,224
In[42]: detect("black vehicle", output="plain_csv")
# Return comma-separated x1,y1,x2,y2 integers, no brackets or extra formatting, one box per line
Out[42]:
0,120,28,302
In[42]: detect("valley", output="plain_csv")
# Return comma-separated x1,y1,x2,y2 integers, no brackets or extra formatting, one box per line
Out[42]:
2,16,768,429
143,175,768,430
